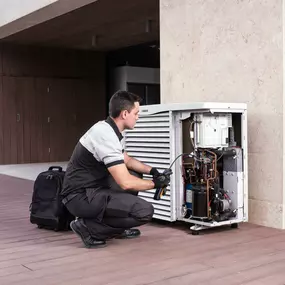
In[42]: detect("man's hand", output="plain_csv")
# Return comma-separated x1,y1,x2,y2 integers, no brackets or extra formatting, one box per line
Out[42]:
153,173,171,189
152,168,172,188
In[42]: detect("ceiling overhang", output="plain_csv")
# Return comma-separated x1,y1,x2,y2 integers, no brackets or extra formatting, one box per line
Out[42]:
0,0,159,51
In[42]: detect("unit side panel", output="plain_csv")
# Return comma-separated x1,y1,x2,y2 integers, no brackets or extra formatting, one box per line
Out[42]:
124,112,175,221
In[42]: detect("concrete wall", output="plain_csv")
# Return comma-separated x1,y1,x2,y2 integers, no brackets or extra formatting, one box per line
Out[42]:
160,0,283,228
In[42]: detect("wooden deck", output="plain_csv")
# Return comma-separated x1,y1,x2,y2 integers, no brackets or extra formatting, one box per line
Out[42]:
1,174,285,285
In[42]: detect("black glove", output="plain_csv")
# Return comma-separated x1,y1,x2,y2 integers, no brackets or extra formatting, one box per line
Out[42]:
150,167,160,177
153,173,171,189
163,168,173,177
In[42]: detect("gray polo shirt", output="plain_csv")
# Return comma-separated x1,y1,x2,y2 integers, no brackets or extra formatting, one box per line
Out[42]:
61,117,124,197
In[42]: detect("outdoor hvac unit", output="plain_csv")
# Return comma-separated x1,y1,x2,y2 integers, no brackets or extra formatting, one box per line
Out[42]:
123,102,248,234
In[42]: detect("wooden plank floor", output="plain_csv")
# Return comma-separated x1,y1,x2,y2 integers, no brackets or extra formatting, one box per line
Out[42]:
1,174,285,285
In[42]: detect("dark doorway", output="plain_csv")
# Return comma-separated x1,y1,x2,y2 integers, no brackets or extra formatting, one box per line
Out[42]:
127,83,160,105
106,41,160,109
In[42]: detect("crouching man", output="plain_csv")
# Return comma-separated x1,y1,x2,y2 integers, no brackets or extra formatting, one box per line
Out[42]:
61,91,170,248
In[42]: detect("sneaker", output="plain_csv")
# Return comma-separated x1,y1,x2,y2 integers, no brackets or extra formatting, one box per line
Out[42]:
70,219,106,248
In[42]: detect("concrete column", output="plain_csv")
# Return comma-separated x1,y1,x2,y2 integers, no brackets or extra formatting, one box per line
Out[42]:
160,0,283,228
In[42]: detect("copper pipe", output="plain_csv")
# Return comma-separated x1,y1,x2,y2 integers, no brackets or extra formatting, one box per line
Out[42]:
206,179,210,218
203,150,218,218
205,150,218,179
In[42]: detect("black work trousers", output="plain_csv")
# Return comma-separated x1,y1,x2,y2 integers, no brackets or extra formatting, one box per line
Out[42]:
65,186,154,240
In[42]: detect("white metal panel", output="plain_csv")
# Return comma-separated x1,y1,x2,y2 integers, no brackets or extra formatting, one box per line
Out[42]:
139,102,247,116
194,113,232,148
242,110,248,222
123,112,176,221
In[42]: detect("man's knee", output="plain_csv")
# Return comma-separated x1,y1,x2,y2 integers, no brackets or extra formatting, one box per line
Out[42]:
144,202,154,222
132,199,154,223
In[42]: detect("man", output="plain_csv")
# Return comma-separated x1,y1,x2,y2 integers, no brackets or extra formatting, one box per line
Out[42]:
61,90,170,248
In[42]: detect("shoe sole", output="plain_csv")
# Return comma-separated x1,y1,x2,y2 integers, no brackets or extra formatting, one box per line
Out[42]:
115,234,141,239
70,221,106,249
107,233,141,240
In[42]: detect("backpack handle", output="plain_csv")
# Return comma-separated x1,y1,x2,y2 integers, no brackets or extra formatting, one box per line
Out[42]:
48,166,63,172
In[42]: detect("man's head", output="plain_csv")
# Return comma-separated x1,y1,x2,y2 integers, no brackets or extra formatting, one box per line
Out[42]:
109,90,141,130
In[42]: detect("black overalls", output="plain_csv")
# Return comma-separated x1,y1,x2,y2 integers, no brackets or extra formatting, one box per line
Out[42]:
61,117,154,240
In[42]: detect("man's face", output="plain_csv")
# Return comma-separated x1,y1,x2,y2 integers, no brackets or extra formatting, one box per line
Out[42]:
123,102,140,130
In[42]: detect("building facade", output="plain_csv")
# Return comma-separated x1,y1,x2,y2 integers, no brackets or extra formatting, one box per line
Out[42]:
0,0,283,229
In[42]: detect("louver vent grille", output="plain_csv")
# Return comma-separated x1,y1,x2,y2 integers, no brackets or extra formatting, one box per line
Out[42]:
123,112,174,221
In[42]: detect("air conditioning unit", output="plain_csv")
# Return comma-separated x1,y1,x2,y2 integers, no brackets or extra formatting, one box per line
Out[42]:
123,102,248,235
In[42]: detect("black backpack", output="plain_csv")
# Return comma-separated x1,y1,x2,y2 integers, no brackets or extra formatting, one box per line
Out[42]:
29,166,74,231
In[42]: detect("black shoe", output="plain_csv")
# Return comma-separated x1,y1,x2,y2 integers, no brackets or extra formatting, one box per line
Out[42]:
116,228,141,239
70,219,106,248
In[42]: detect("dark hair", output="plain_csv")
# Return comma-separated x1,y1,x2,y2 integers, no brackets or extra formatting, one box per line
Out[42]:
109,90,142,118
